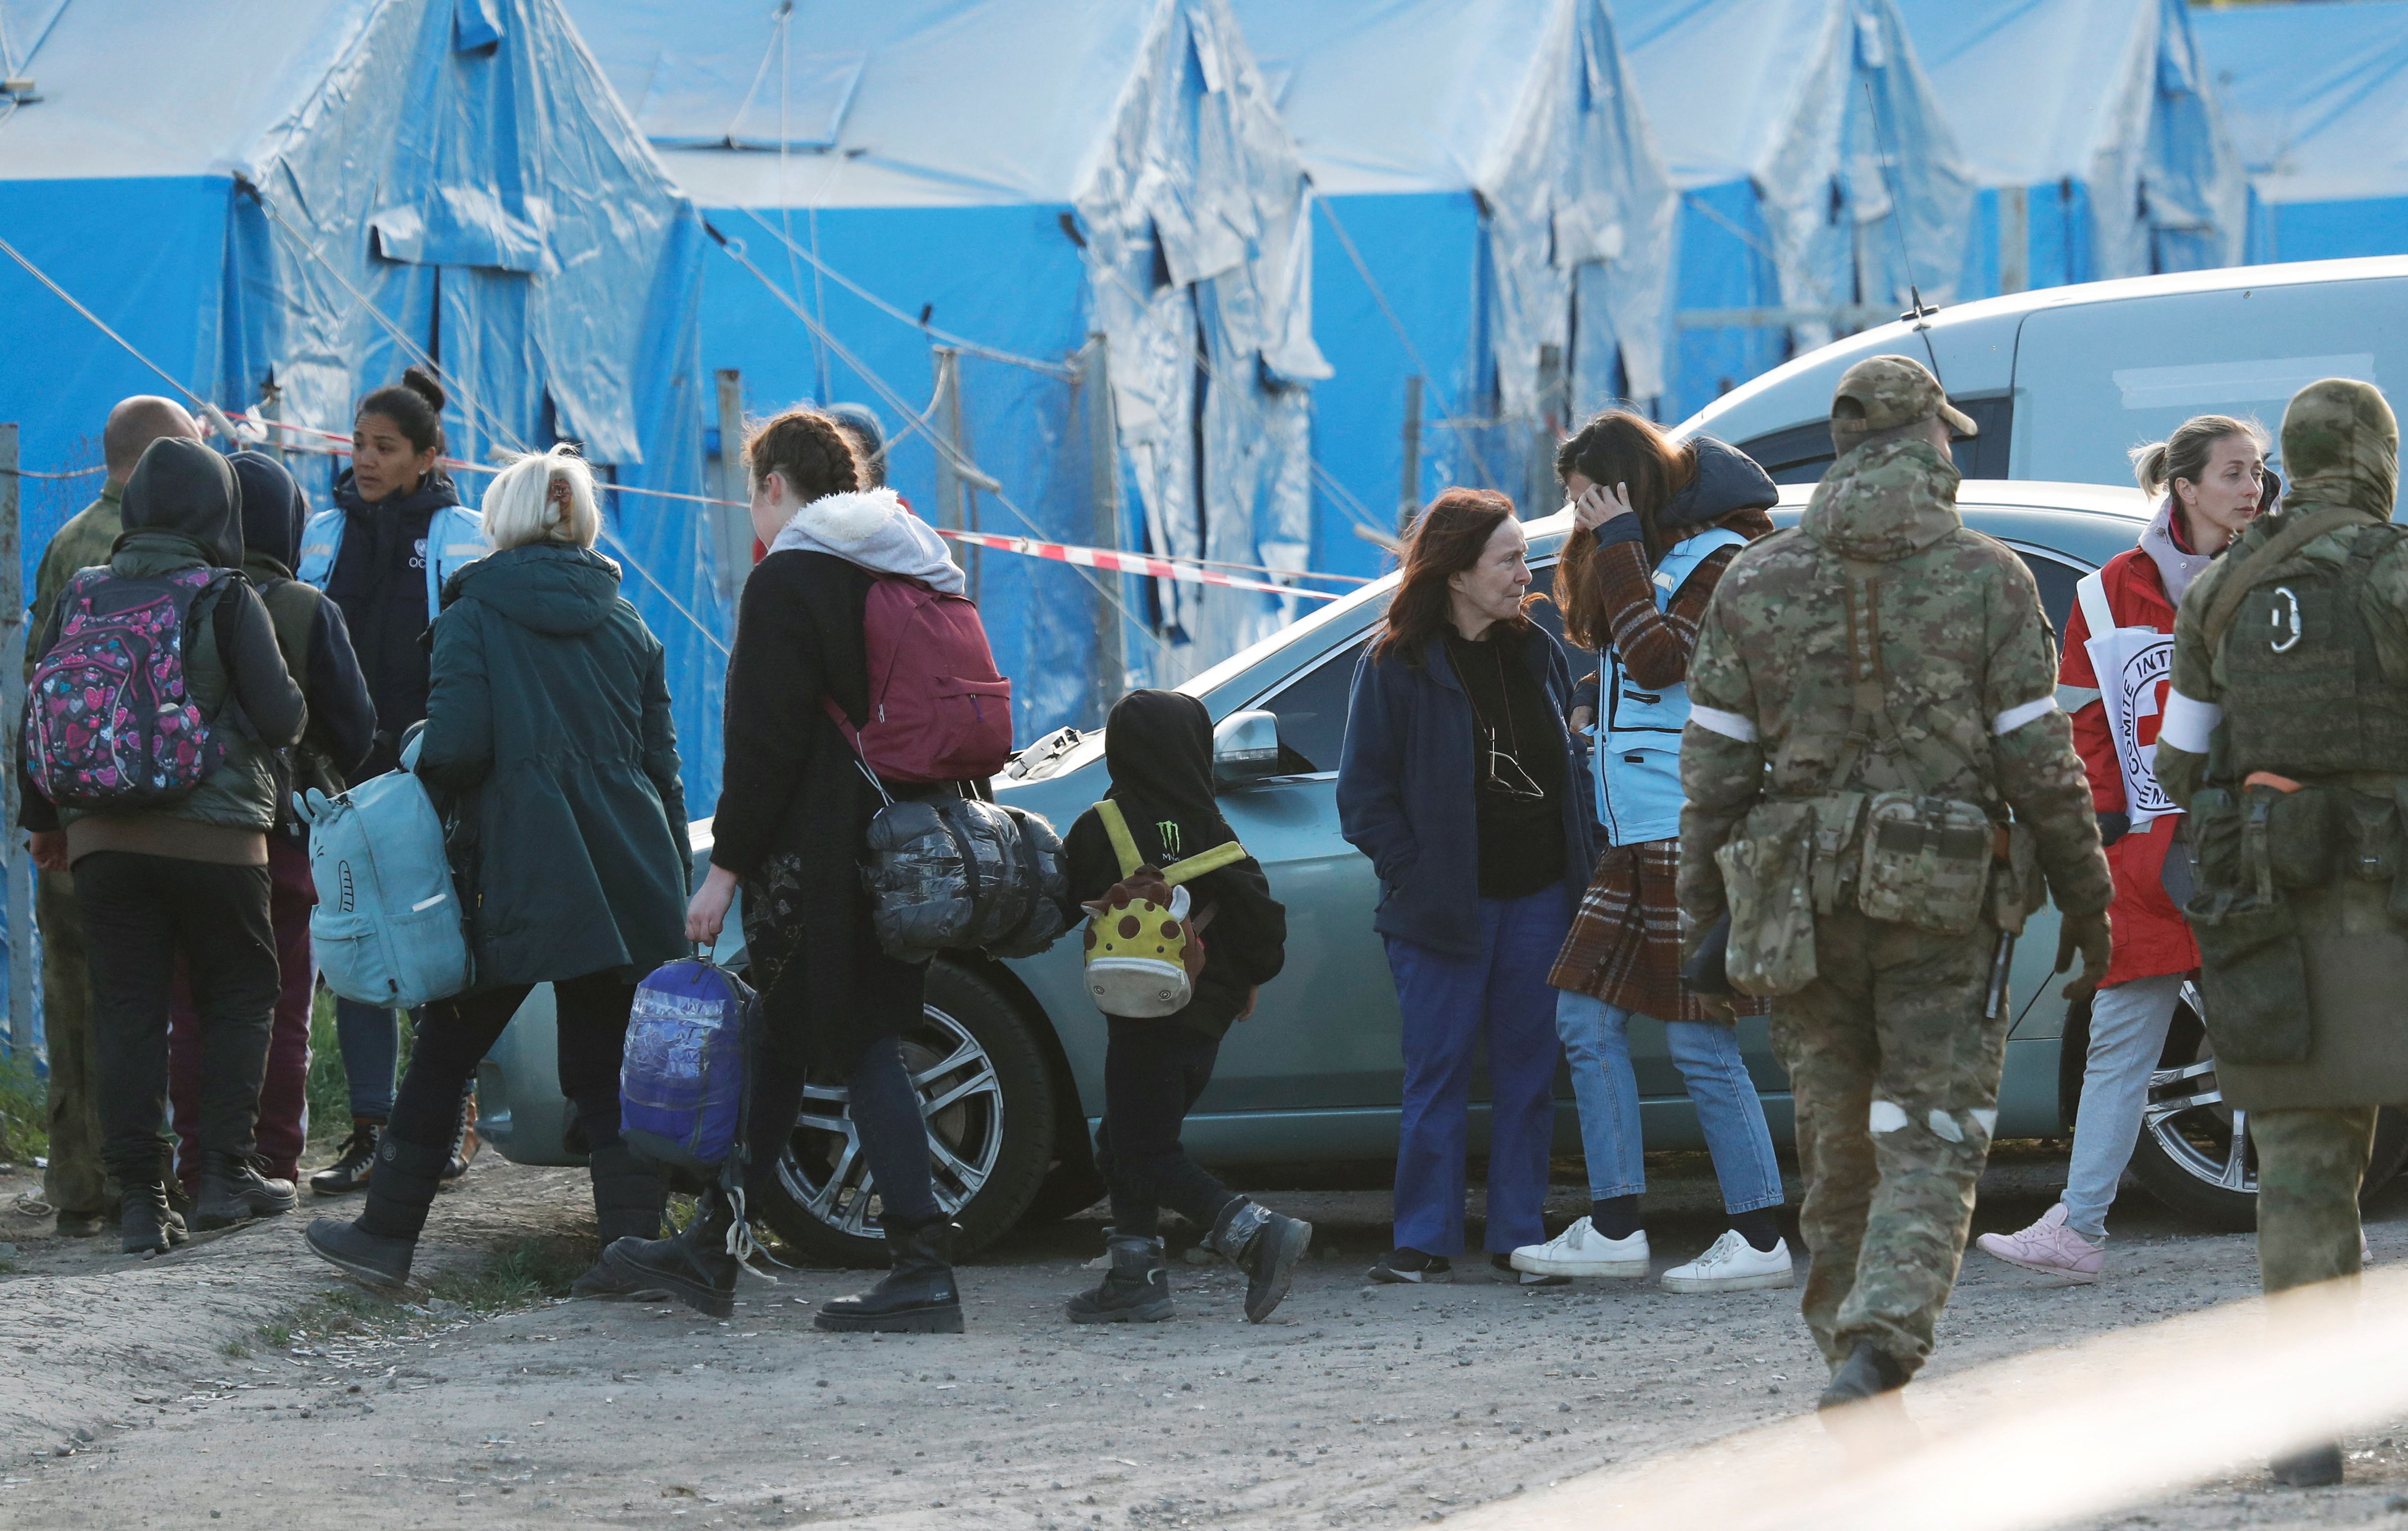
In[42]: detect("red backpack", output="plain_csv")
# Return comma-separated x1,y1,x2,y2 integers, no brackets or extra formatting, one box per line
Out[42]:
827,577,1014,783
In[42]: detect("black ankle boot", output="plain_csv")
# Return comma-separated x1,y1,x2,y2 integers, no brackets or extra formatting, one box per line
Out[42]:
600,1186,740,1318
309,1120,381,1196
2271,1443,2344,1488
1817,1340,1909,1411
304,1134,449,1288
121,1182,174,1256
1204,1199,1314,1323
192,1152,297,1231
571,1142,671,1300
816,1217,965,1334
1065,1233,1172,1324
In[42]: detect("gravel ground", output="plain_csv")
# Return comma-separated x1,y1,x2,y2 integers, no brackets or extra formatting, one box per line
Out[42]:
3,1144,2407,1530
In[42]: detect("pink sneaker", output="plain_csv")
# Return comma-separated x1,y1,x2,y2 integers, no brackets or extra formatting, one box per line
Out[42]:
1976,1204,2103,1283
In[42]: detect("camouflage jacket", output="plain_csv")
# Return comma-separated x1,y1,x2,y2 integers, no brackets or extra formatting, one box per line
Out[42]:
26,486,122,680
1676,439,2111,932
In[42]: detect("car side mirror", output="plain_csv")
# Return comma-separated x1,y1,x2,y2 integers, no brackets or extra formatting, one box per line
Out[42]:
1212,709,1282,788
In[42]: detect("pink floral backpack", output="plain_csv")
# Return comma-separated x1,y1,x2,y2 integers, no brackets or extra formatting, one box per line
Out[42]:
23,565,232,810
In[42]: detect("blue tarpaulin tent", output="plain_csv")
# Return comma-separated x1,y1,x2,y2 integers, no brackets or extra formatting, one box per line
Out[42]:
565,0,1328,726
1899,0,2244,298
1236,0,1674,573
1616,0,1975,422
0,0,723,813
2193,0,2408,266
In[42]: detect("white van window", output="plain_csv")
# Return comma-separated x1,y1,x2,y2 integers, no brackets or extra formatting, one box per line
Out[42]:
2012,280,2405,484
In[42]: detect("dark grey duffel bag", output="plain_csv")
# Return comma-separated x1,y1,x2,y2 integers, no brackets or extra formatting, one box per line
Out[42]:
860,794,1074,964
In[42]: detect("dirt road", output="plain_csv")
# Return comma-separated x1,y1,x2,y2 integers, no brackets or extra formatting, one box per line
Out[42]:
4,1150,2407,1530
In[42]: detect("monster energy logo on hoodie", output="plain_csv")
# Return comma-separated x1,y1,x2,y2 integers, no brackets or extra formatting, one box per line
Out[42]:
1157,821,1183,860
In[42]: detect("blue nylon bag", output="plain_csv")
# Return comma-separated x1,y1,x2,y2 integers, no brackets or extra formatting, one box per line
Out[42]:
620,956,755,1171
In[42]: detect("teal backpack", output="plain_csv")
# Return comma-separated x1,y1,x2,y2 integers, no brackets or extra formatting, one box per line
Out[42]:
296,733,471,1009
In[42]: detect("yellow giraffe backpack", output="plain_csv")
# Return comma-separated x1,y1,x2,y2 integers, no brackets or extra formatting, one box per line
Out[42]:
1080,799,1250,1018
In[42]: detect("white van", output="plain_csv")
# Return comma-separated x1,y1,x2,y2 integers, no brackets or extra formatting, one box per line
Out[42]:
1677,256,2408,485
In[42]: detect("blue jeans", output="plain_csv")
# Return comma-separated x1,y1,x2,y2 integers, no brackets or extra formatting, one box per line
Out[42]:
1554,990,1783,1215
334,997,400,1121
1383,888,1570,1256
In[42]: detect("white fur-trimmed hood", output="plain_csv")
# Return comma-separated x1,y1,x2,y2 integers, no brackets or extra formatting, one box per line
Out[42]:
767,486,965,595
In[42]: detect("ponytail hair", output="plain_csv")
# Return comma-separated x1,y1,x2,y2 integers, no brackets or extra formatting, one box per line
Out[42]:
2130,414,2265,499
481,444,599,550
745,406,863,507
356,365,448,458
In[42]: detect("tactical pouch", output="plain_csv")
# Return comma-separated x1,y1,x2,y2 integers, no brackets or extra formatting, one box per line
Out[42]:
1716,802,1819,997
2186,887,2312,1065
2189,786,2243,890
1807,791,1867,916
2262,784,2337,889
1854,792,1992,936
2340,787,2402,884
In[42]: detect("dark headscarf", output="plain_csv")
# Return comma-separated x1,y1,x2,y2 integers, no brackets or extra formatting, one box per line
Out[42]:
1103,689,1234,846
229,450,307,573
117,436,241,567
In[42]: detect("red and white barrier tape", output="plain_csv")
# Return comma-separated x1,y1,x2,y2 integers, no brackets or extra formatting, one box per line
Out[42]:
233,412,1354,602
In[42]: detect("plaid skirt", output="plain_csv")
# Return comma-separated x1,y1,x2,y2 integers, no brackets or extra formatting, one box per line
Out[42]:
1547,839,1766,1023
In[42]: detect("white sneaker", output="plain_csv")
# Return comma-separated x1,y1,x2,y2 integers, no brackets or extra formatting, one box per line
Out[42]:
1508,1217,1648,1278
1660,1230,1795,1294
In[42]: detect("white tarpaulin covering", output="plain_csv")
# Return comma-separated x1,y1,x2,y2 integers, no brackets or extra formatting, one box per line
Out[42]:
1239,0,1675,414
1617,0,1974,414
1900,0,2245,286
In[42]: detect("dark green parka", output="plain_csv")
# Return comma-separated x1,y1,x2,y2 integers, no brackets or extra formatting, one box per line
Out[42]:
416,542,692,989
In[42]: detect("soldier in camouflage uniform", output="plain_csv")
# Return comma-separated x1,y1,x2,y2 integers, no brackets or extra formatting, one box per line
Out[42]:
2155,377,2408,1490
1678,356,2113,1413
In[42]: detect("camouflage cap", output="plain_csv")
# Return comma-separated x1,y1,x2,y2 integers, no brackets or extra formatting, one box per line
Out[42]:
1830,354,1978,443
2281,377,2398,520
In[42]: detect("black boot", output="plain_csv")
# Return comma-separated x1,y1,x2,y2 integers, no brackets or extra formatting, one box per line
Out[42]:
1065,1233,1172,1324
441,1086,478,1184
1817,1340,1908,1411
121,1181,175,1256
600,1185,741,1318
309,1120,381,1196
571,1142,671,1300
2271,1444,2344,1488
304,1134,448,1288
815,1217,965,1334
192,1152,297,1231
1204,1199,1314,1323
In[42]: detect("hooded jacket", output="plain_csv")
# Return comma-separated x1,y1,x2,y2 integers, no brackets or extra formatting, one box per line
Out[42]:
1677,437,2112,931
17,438,307,864
229,452,375,799
766,486,965,593
1065,690,1287,1038
416,541,690,989
300,469,485,772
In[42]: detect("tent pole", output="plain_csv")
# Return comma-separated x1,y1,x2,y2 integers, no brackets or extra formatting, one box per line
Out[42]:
1399,374,1423,537
713,369,751,597
931,348,969,599
0,422,29,1055
1084,335,1126,728
2000,186,2029,295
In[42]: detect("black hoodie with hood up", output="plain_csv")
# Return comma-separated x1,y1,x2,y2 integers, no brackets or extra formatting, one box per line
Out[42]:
1064,689,1287,1039
18,437,306,863
229,452,376,795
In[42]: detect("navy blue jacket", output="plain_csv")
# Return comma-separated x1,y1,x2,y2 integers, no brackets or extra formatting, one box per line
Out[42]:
1336,626,1599,957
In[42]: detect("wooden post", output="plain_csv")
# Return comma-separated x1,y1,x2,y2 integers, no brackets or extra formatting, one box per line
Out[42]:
930,347,973,597
711,369,750,597
1532,344,1565,519
1398,373,1423,537
0,423,29,1054
1084,335,1127,727
1999,185,2030,295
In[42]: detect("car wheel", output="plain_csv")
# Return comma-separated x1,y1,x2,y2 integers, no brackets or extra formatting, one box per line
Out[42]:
751,960,1057,1267
2124,980,2408,1232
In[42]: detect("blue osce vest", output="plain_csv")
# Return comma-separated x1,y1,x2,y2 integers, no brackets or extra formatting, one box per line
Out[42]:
1593,527,1749,847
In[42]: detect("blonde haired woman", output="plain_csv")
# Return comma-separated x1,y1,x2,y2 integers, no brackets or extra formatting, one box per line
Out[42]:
307,446,690,1293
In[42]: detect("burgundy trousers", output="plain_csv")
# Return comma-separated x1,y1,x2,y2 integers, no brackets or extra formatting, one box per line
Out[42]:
170,834,314,1189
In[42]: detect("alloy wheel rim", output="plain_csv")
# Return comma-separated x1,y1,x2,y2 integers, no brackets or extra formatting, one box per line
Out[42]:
775,1003,1006,1240
2139,980,2256,1196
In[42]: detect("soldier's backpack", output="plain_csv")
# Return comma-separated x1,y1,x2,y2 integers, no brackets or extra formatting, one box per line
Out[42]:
22,565,237,811
620,956,757,1171
295,734,472,1009
1080,799,1249,1018
824,576,1014,784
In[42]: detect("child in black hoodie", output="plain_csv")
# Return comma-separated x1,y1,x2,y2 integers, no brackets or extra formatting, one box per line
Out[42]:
1063,690,1309,1324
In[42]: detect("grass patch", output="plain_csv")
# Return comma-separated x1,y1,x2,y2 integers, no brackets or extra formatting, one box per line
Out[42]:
0,1045,48,1165
282,1237,588,1343
219,1338,252,1360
